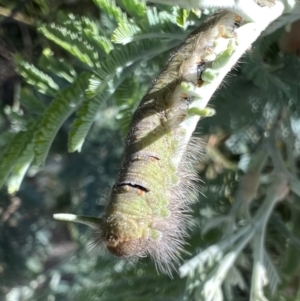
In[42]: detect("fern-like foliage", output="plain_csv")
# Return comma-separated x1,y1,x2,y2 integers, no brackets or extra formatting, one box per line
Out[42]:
0,72,90,191
241,48,291,99
39,48,77,83
0,131,30,188
92,0,128,23
111,23,142,44
112,7,184,44
95,39,166,81
81,17,114,55
6,121,40,194
39,24,98,67
20,89,47,114
68,62,140,152
38,13,113,68
32,0,193,157
2,0,197,193
34,72,90,165
117,0,147,19
114,74,146,134
15,55,60,96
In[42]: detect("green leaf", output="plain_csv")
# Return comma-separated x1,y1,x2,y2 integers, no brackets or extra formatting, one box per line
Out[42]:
111,23,141,44
6,121,40,193
34,73,90,165
20,89,46,115
83,30,113,55
69,38,178,152
242,52,291,98
15,55,59,96
116,0,146,18
68,84,107,153
68,62,140,152
81,17,114,54
0,131,29,188
112,13,183,45
114,75,145,134
173,7,190,28
264,250,280,295
39,24,98,67
141,7,175,30
283,210,300,279
96,39,166,82
39,48,77,83
92,0,127,23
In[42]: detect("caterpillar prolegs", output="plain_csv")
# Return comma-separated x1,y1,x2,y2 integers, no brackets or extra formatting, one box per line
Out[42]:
54,11,244,275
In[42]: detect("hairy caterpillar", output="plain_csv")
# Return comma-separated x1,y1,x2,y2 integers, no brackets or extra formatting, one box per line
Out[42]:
54,11,243,275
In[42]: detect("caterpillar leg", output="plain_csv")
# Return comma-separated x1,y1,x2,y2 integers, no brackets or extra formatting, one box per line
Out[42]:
180,81,203,100
188,107,216,117
179,81,216,117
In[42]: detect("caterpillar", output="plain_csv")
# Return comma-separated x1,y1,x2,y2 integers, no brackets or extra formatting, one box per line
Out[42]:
54,11,243,275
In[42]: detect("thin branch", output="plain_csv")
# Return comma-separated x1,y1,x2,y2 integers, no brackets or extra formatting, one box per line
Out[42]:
264,1,300,35
0,4,34,26
250,231,268,301
266,112,289,173
266,112,300,197
288,176,300,197
205,144,238,170
201,144,268,235
249,171,288,300
182,17,284,140
148,0,287,22
201,233,253,301
181,170,288,283
285,112,297,176
180,224,252,277
230,145,268,217
263,249,281,294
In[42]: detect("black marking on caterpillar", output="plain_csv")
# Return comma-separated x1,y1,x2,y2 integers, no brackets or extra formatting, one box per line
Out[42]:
234,15,242,29
116,182,150,193
197,61,206,87
197,61,206,79
54,11,242,276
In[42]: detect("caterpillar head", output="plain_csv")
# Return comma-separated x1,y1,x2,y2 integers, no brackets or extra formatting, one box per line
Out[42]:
100,212,149,258
54,183,182,277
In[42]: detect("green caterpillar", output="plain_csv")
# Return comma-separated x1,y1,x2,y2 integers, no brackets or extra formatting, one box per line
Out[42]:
54,11,241,275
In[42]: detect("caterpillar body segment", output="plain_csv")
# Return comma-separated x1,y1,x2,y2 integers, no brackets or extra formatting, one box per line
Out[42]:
54,11,244,275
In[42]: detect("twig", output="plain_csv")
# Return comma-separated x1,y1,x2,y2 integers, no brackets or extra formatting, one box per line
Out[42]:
230,145,268,218
201,144,268,235
250,171,288,300
0,0,34,25
148,0,287,23
250,230,268,301
264,1,300,35
205,144,237,170
266,113,300,197
201,232,253,301
285,111,297,176
180,224,252,277
263,249,281,294
266,116,289,173
181,167,288,282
